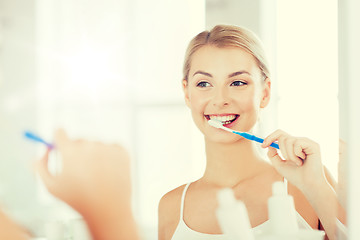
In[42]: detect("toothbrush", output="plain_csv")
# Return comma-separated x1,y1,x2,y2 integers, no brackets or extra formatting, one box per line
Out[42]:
24,131,54,149
208,119,279,149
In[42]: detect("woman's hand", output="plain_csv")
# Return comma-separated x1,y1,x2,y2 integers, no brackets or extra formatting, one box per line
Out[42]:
262,130,326,193
36,129,132,213
36,129,139,240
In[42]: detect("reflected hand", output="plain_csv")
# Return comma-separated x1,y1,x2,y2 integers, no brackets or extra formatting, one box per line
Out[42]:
36,129,132,215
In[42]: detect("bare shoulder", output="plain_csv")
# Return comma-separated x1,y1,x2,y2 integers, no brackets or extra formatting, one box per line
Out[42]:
158,184,187,240
159,184,186,219
288,182,319,229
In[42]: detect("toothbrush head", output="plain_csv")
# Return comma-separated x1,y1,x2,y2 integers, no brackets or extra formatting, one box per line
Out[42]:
208,119,224,128
208,119,233,133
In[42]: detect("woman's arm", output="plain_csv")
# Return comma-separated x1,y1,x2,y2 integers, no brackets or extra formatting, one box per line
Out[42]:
0,209,31,240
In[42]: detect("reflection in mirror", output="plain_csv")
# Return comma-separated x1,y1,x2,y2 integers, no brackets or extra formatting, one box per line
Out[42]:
0,0,353,239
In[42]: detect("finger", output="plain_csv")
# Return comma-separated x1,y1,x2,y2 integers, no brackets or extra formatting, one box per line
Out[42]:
294,140,306,164
36,149,56,190
277,135,289,161
267,147,286,170
297,137,320,155
267,147,299,176
262,129,287,148
267,147,284,164
54,128,69,150
285,138,303,166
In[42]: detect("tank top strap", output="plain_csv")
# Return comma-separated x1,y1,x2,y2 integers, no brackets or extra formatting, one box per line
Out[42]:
179,182,192,220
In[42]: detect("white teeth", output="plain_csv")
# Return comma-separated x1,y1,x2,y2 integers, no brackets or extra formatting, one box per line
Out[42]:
209,114,237,124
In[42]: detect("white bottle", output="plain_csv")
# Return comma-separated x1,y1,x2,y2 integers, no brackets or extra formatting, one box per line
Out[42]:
69,218,93,240
216,188,254,240
268,181,299,236
44,220,65,240
260,181,325,240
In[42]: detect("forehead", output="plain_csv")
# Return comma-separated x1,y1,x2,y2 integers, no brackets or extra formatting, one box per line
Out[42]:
189,45,260,77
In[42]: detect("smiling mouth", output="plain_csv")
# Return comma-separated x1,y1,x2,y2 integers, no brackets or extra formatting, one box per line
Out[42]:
205,114,239,125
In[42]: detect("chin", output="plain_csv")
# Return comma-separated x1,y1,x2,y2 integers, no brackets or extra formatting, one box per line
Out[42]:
205,133,243,144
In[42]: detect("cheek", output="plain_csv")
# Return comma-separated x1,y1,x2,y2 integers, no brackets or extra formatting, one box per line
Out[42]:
236,92,261,131
188,92,208,113
236,92,259,112
187,93,208,131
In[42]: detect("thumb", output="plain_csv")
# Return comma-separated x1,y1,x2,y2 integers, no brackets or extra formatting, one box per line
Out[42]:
36,149,56,192
54,128,69,151
267,147,286,171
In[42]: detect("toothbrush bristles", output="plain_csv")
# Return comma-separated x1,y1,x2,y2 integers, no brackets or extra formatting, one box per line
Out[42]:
208,119,234,133
208,119,223,128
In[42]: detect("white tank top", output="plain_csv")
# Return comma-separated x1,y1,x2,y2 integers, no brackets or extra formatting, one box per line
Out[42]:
171,181,313,240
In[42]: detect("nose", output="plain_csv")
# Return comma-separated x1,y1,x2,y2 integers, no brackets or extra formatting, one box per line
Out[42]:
212,86,230,107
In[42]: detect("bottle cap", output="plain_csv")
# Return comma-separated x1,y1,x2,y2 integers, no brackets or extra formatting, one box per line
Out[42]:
272,181,286,196
217,188,236,206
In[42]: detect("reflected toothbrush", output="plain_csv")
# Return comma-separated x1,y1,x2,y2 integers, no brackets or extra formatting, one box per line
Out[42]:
208,119,279,149
24,131,54,149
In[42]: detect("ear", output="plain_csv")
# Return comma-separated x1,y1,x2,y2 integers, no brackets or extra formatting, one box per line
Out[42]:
260,78,271,108
182,79,191,108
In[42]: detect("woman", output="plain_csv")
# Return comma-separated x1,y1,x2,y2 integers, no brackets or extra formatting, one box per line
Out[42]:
158,24,341,240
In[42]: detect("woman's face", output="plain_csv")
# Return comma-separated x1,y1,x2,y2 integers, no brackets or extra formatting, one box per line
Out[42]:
183,45,270,143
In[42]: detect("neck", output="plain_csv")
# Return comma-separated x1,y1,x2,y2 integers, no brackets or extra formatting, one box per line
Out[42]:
202,138,267,188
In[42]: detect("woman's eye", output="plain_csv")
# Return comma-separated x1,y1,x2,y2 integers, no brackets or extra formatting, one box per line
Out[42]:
231,81,247,86
197,81,211,88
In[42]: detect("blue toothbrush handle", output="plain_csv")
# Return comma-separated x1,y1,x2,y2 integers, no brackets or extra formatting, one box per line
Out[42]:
251,135,280,149
234,131,280,149
24,131,54,148
269,142,280,149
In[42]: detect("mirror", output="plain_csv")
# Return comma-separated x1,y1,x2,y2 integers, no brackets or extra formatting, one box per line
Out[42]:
0,0,352,239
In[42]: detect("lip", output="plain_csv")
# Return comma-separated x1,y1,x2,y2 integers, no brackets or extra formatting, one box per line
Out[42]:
223,117,238,128
204,113,239,118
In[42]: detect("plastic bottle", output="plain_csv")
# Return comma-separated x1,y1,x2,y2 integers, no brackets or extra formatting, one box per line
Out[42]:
216,188,254,240
264,181,325,240
268,181,299,235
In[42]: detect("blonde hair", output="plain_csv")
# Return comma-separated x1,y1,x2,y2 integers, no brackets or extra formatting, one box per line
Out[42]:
183,24,270,81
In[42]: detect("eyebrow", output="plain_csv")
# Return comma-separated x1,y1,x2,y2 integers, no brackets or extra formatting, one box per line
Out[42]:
228,71,251,78
192,70,251,78
193,71,213,77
